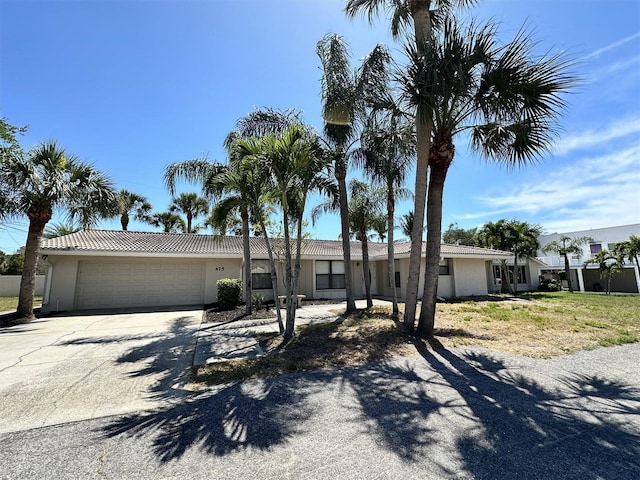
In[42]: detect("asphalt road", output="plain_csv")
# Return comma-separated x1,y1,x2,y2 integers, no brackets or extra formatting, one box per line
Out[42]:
1,341,639,480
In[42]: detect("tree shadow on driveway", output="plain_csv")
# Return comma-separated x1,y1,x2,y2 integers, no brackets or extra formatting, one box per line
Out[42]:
101,376,319,462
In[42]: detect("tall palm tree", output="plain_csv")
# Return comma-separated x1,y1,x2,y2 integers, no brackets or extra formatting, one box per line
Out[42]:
316,35,390,314
0,140,116,320
397,19,575,337
345,0,476,330
353,115,415,316
149,212,186,233
542,235,593,292
169,192,209,234
614,235,640,271
116,189,152,231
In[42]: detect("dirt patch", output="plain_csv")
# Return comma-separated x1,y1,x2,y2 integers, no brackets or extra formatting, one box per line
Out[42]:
204,305,277,324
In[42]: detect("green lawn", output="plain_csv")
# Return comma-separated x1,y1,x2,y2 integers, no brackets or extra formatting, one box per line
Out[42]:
0,296,43,312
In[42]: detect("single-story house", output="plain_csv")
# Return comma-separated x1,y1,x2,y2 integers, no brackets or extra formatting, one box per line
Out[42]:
39,230,513,313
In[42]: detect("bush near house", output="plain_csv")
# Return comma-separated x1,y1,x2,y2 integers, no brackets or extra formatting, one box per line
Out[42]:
216,278,242,310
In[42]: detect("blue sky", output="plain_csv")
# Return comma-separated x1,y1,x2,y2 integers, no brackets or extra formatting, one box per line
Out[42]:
1,0,639,253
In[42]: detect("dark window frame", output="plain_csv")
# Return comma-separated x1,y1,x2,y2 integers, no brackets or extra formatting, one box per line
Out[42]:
316,260,346,290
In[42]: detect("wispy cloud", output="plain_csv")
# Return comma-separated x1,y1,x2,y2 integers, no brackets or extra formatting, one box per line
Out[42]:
553,116,640,156
582,32,640,60
456,144,640,232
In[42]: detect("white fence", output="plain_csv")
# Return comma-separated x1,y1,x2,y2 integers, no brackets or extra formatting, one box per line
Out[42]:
0,275,45,297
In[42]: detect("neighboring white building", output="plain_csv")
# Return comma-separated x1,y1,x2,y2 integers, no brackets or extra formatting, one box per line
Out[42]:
536,224,640,293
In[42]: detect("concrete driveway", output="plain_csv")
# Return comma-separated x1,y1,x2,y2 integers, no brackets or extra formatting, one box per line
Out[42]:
0,307,203,434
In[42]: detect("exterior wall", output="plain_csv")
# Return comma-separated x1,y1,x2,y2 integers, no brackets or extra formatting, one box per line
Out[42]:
205,258,243,303
0,275,46,297
42,256,79,313
451,258,489,297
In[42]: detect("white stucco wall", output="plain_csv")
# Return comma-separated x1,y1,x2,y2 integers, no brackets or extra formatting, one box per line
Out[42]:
0,275,46,297
451,258,490,297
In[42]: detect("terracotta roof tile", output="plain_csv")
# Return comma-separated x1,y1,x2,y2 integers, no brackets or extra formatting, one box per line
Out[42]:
41,230,511,259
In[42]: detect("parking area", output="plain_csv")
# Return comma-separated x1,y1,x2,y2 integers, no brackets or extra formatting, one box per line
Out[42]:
0,307,203,434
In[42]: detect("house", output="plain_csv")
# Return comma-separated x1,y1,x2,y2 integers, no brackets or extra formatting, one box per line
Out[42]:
39,230,513,313
536,224,640,293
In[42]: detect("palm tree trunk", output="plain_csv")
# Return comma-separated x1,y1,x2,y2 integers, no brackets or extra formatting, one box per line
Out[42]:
240,205,252,315
121,213,129,231
403,117,432,332
362,231,373,308
500,261,510,294
513,254,518,297
283,211,295,340
403,2,434,332
17,210,51,320
387,186,399,316
260,225,284,334
563,253,573,292
292,215,305,317
335,153,356,313
416,161,448,339
186,212,193,234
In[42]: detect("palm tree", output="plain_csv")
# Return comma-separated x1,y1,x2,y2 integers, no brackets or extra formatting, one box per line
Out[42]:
345,0,475,330
43,222,81,239
149,212,186,233
397,211,416,239
115,189,152,231
169,192,209,234
504,220,542,296
316,35,390,314
397,19,575,337
0,140,115,320
614,235,640,271
542,235,593,292
352,116,415,316
585,250,624,295
478,219,512,294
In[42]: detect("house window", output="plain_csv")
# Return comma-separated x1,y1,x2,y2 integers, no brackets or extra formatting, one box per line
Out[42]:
251,259,272,290
388,259,400,288
316,260,345,289
493,264,502,280
439,258,450,276
590,243,602,255
507,265,527,284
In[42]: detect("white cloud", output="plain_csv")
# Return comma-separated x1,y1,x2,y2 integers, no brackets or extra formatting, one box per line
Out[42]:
582,32,640,60
553,116,640,156
456,143,640,232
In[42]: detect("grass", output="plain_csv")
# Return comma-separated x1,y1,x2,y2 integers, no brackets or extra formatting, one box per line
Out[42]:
192,292,640,385
0,296,42,312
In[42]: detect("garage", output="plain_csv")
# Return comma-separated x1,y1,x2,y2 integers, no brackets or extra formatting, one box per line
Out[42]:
75,259,206,309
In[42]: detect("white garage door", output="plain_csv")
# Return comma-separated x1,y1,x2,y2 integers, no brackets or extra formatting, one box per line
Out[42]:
75,260,205,309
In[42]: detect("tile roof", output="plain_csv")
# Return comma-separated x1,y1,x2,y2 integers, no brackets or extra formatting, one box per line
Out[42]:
41,230,511,259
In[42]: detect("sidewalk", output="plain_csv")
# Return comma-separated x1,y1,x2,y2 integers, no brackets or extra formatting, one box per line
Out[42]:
193,299,391,366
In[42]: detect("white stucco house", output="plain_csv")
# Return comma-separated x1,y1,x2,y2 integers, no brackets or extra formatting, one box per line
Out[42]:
536,224,640,293
39,230,513,313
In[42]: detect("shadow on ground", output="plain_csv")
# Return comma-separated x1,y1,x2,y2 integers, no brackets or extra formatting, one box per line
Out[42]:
100,335,640,478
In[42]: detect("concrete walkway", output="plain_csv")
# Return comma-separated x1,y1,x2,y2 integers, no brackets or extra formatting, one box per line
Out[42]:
193,299,390,366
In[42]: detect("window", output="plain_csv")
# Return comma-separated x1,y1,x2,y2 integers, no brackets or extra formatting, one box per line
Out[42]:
316,260,345,289
251,259,272,290
590,243,602,254
388,259,400,288
439,258,450,276
507,265,527,284
493,264,502,280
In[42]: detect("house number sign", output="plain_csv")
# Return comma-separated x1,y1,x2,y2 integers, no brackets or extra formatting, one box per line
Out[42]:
215,267,225,271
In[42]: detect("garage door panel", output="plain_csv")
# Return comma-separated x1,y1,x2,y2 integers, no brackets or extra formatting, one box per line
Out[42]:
76,260,205,309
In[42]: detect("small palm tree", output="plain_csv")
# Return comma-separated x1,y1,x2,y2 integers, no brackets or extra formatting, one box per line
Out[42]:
149,212,186,233
614,235,640,271
116,190,152,231
43,222,81,239
504,220,542,296
478,219,512,294
542,235,593,292
169,193,209,234
585,250,624,295
0,140,116,320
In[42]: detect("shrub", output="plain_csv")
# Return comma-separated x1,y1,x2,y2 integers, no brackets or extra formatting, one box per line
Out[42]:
538,277,562,292
252,293,265,311
217,278,242,310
